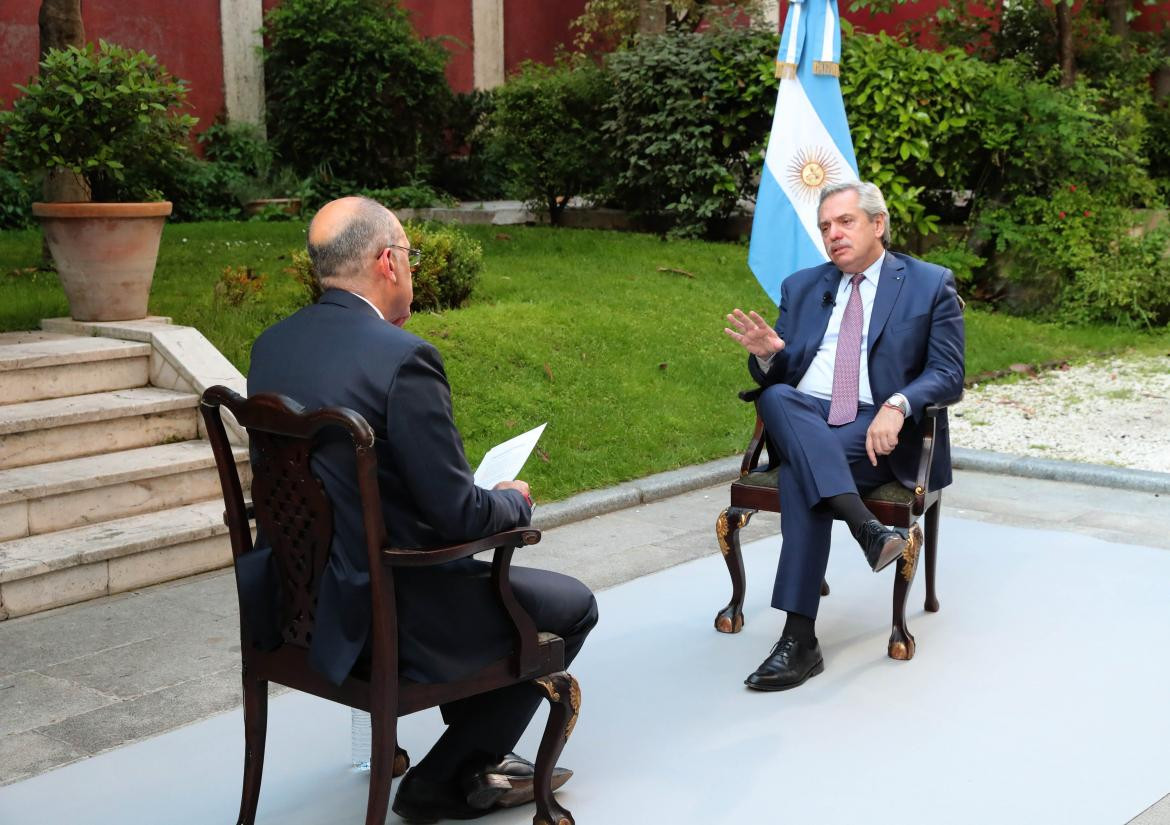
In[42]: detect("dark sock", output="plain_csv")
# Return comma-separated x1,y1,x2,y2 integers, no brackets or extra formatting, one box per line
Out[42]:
827,492,875,538
782,611,816,646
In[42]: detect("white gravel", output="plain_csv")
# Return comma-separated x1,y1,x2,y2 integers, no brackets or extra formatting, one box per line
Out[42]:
950,353,1170,473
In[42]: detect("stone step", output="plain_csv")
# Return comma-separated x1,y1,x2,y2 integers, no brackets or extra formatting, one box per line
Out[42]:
0,500,234,620
0,388,199,471
0,441,250,541
0,332,151,405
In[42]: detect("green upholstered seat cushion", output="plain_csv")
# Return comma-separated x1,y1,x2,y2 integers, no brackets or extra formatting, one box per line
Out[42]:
735,469,913,504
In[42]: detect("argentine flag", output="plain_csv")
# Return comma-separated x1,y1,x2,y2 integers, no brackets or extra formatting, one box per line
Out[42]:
748,0,859,304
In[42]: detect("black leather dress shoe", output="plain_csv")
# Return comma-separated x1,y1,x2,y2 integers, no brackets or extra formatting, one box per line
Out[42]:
392,771,490,823
856,519,910,572
744,636,824,691
461,753,573,810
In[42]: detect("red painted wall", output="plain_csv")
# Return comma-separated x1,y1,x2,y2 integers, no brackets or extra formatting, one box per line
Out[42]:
503,0,587,76
0,0,225,137
401,0,474,93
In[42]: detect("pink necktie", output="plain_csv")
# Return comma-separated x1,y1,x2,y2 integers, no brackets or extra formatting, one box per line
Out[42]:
827,273,865,426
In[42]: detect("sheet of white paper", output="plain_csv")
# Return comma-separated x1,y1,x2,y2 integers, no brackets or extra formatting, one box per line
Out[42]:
473,423,547,489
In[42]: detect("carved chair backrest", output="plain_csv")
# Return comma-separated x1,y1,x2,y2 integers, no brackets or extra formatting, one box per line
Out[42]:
200,386,388,651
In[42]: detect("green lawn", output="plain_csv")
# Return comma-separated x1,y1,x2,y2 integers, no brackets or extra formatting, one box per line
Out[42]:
3,221,1167,500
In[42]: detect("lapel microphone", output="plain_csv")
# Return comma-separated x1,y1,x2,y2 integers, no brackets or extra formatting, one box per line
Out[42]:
821,290,835,308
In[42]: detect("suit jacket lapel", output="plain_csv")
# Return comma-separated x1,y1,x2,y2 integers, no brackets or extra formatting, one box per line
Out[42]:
867,254,905,354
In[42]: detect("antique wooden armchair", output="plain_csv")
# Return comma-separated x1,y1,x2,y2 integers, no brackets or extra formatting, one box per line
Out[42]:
714,387,956,661
201,386,579,825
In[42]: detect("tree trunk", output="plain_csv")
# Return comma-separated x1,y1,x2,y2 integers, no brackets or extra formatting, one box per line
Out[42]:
39,0,87,270
1155,65,1170,102
638,0,667,34
38,0,84,57
1104,0,1128,42
1055,0,1075,88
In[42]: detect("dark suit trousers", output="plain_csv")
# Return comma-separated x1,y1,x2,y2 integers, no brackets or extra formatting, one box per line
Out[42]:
417,565,598,778
757,384,895,619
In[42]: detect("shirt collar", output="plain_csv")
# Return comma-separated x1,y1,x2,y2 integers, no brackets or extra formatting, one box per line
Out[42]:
841,251,885,288
345,290,385,320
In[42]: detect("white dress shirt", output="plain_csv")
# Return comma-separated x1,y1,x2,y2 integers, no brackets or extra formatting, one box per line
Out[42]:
347,290,385,320
758,252,885,406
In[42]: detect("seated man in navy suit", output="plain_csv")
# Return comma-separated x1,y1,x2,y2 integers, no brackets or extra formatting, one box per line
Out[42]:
248,197,598,820
723,180,964,691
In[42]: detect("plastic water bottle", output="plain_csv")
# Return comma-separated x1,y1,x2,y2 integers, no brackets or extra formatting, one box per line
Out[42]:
350,709,371,771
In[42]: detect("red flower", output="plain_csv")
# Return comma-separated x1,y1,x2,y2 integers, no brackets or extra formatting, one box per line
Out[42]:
1083,210,1091,217
1059,211,1067,219
1069,184,1077,192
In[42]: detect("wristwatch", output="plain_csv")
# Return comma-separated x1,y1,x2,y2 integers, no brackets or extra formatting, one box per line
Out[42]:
885,393,910,417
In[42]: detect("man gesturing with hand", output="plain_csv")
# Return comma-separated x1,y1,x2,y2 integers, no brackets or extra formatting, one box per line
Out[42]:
723,181,964,692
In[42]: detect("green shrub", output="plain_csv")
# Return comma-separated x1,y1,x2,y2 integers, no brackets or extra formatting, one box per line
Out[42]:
262,0,451,188
199,122,274,179
0,168,35,229
161,158,246,222
214,265,268,306
1145,99,1170,201
601,24,776,237
841,33,989,241
920,236,985,292
487,58,612,223
981,185,1170,327
285,221,482,312
0,41,196,201
404,220,483,311
974,63,1155,207
359,183,455,209
432,90,516,201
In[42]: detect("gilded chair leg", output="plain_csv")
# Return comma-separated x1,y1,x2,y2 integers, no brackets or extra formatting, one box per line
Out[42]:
888,523,923,661
715,507,755,633
236,672,268,825
393,746,410,778
365,709,398,825
924,500,941,613
531,672,579,825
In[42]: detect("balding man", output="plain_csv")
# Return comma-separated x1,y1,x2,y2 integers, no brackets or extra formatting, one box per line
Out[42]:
246,197,597,821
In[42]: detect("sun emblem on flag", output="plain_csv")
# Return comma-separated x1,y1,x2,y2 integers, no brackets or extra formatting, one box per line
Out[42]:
787,147,841,203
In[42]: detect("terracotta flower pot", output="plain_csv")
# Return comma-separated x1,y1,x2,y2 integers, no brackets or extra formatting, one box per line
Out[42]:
244,197,302,217
32,201,173,322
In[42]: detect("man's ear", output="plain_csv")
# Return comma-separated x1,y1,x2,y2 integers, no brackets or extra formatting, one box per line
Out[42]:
379,247,398,284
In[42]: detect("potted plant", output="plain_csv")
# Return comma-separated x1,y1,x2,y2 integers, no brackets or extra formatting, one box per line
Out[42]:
198,122,304,220
0,40,196,321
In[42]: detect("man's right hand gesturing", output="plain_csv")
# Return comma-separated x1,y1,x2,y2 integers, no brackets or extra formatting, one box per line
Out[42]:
723,308,785,359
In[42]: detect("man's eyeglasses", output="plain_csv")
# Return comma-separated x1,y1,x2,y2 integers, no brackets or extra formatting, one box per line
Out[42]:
383,244,422,270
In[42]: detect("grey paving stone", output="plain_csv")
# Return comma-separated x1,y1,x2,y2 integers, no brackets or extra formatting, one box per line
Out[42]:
0,730,85,787
0,671,114,737
0,585,221,677
148,568,238,620
37,667,241,755
40,617,239,699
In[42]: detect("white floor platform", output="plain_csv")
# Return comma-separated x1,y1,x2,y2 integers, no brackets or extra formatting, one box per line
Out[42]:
3,516,1169,825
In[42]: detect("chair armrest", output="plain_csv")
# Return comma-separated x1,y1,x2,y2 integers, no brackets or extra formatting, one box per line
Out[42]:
381,528,541,567
923,393,962,418
383,528,546,678
912,395,960,510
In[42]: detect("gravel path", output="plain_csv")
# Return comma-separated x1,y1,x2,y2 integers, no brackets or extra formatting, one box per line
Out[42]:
950,353,1170,472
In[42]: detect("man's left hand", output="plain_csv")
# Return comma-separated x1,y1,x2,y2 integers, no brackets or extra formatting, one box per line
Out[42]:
865,406,904,466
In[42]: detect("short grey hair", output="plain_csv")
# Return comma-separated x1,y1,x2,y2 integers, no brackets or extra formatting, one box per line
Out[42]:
307,197,396,283
818,180,891,248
